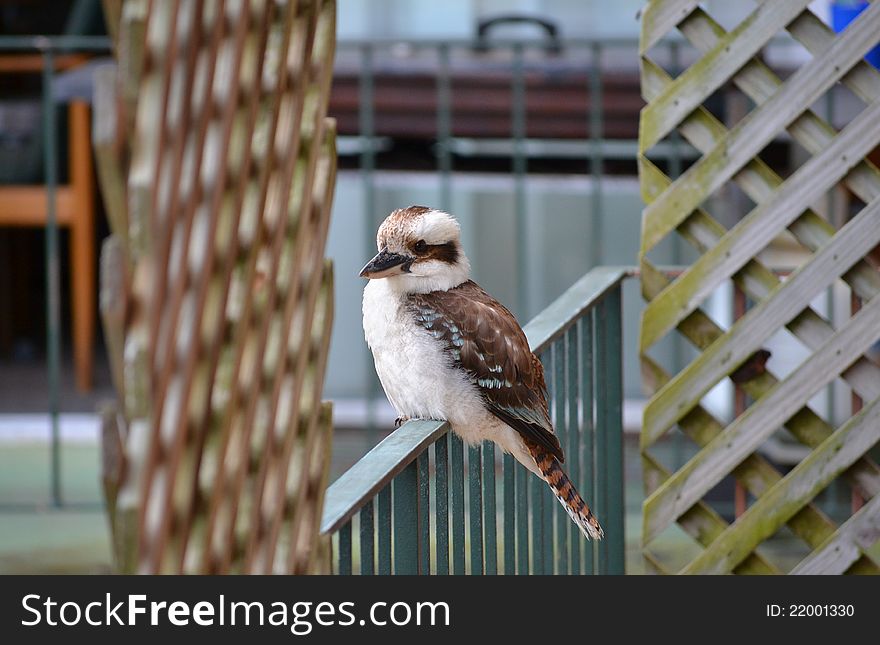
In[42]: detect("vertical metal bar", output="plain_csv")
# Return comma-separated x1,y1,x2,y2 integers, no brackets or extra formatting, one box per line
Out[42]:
516,462,529,574
482,442,497,574
598,288,625,574
360,43,380,440
512,43,529,318
394,462,419,575
418,451,431,574
377,484,392,575
339,522,353,575
567,325,581,573
503,453,515,575
542,472,554,574
530,468,544,574
589,42,603,268
42,46,62,507
436,43,452,212
553,342,568,575
581,315,595,575
608,287,625,574
594,303,609,574
450,433,466,574
435,433,450,575
468,445,483,574
360,501,374,575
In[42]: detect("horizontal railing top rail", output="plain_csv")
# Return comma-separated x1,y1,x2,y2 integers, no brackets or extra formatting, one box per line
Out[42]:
320,265,630,537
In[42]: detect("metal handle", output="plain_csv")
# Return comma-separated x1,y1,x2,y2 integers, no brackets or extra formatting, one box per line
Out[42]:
474,14,563,55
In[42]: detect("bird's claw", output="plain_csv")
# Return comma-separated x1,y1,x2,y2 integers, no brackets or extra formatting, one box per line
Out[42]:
394,416,410,428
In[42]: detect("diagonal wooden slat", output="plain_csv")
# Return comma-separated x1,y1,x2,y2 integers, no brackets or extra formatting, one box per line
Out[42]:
639,259,880,509
791,493,880,575
644,293,880,542
644,195,880,441
640,0,813,150
640,100,880,353
681,396,880,574
638,153,880,406
639,0,700,54
639,0,880,254
641,452,780,575
640,0,880,575
639,354,875,572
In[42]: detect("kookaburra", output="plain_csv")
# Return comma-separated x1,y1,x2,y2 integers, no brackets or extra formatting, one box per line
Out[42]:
360,205,603,541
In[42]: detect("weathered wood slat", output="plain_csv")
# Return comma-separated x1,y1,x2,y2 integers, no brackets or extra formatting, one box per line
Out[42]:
791,493,880,575
639,157,880,410
644,292,880,542
644,195,880,441
681,396,880,574
641,444,780,574
680,7,880,209
639,258,880,508
639,0,880,253
639,0,700,54
640,354,856,566
639,0,880,575
640,57,880,293
641,103,880,353
640,0,812,150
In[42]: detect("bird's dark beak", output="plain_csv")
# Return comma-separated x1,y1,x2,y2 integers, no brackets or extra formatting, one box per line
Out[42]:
359,249,412,279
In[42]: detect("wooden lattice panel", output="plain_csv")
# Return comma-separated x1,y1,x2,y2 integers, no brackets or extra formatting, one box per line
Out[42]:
638,1,880,574
95,0,338,574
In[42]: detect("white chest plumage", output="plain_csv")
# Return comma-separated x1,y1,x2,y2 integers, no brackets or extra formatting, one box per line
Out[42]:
362,279,480,424
361,279,535,473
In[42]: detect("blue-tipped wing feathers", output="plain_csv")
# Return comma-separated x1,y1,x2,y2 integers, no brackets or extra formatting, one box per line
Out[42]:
408,281,564,462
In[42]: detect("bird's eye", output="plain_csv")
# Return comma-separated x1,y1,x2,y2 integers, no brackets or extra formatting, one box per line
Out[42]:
414,240,428,254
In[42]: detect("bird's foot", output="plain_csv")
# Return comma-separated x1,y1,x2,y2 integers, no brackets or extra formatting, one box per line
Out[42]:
394,416,411,428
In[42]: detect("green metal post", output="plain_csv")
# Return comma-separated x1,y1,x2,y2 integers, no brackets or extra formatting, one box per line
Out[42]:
516,462,529,574
377,484,392,574
530,469,544,574
468,445,483,574
602,287,625,574
418,451,431,574
503,453,515,575
393,462,419,574
566,326,581,573
339,522,353,575
41,45,62,508
595,302,610,574
553,342,568,574
360,501,374,575
581,315,595,575
450,433,466,574
482,442,497,574
435,434,449,574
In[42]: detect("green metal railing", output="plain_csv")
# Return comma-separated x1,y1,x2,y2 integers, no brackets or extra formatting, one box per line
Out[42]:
321,266,628,575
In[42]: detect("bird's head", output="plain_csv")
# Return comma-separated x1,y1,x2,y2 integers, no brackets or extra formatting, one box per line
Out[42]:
359,205,471,293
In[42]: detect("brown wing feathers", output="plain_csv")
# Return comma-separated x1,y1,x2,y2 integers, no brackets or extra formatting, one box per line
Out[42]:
408,281,564,462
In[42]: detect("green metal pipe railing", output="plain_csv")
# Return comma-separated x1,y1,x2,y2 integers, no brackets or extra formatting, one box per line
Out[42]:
320,266,630,575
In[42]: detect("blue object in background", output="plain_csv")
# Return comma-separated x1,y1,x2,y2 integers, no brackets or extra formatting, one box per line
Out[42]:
831,1,880,69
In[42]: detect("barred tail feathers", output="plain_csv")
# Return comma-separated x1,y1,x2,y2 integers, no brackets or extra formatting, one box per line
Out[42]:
529,445,604,541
